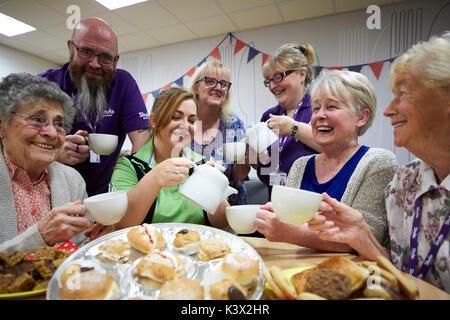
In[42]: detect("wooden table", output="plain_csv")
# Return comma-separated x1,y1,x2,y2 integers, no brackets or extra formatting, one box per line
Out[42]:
241,236,450,300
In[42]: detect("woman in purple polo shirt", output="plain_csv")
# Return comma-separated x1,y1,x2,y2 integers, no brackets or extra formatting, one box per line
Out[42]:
256,43,321,200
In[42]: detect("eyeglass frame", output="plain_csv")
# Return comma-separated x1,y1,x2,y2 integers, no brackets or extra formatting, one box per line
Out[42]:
197,76,232,91
12,111,67,134
70,41,118,66
263,69,298,87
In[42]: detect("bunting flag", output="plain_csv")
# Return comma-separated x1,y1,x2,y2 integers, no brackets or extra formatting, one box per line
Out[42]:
368,60,385,80
234,39,246,55
209,47,222,61
142,33,397,99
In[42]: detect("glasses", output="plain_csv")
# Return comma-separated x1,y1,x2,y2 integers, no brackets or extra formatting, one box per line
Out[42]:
198,76,232,91
70,41,117,66
263,69,297,87
12,112,66,134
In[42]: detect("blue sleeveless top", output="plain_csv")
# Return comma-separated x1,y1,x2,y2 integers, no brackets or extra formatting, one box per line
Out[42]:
300,146,369,201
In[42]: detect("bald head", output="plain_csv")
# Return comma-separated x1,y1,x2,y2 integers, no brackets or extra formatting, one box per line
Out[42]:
72,18,118,56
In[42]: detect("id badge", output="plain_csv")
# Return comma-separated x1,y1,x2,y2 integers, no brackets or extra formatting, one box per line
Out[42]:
90,150,101,163
269,171,287,186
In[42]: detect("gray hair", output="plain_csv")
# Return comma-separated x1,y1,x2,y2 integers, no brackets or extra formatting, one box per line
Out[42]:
389,33,450,96
0,73,74,132
310,69,377,136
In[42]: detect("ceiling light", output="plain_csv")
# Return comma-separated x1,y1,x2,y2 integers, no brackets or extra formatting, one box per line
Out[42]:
96,0,148,10
0,12,36,37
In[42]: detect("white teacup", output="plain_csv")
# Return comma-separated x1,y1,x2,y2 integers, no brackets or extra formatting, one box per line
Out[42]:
226,205,259,234
83,191,128,225
245,121,278,153
271,185,322,226
223,141,246,163
88,133,118,155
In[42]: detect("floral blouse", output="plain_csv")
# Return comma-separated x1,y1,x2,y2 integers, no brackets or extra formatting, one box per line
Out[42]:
385,159,450,292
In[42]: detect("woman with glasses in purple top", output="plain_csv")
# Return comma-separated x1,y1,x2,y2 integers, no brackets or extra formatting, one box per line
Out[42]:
256,43,321,200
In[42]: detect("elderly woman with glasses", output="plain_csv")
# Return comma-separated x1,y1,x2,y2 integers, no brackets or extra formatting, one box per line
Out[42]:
190,61,249,206
256,43,322,200
0,73,93,255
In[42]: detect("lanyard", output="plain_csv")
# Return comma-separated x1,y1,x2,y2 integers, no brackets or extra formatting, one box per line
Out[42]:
73,93,100,132
276,101,303,171
407,196,450,279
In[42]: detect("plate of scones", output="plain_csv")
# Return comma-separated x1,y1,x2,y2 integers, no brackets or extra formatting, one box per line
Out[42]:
47,223,265,300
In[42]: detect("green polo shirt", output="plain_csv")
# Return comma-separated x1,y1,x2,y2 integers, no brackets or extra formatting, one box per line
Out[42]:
110,138,207,224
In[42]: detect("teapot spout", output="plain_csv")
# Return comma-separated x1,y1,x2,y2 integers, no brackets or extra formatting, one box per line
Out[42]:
224,186,238,199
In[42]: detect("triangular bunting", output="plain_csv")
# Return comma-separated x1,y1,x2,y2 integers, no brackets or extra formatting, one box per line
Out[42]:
234,39,246,55
261,53,270,67
313,66,323,77
162,83,171,90
141,93,148,104
247,46,260,63
347,65,363,73
328,66,343,70
197,56,208,67
151,89,161,98
174,76,184,87
369,60,385,80
209,47,222,61
186,67,195,77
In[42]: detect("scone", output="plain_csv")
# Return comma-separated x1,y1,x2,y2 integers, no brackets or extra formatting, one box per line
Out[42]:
305,269,352,300
127,224,165,254
98,239,131,264
172,229,201,255
158,278,204,300
221,253,259,285
197,238,231,261
59,267,118,300
209,278,247,300
136,250,185,283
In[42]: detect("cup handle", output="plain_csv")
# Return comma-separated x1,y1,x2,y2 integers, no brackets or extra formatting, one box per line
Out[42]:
80,204,94,223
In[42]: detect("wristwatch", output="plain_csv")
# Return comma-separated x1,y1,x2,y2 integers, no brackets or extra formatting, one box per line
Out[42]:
290,121,299,137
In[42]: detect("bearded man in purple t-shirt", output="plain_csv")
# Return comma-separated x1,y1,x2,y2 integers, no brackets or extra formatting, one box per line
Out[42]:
39,18,150,196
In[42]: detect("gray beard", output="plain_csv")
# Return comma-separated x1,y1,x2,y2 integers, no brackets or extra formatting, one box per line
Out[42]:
75,76,108,124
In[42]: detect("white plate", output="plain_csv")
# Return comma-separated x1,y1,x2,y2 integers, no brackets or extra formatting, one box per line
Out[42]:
47,223,265,300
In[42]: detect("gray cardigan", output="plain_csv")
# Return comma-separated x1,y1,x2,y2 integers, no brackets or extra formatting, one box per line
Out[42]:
286,147,399,247
0,145,87,255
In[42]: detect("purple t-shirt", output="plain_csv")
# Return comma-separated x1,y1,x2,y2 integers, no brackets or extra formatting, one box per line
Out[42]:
257,93,318,199
39,62,149,196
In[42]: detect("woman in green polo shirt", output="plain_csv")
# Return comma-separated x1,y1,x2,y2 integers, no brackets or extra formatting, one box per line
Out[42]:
109,87,229,229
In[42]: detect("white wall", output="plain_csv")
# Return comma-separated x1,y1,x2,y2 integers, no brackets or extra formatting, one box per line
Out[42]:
0,44,57,79
117,0,450,167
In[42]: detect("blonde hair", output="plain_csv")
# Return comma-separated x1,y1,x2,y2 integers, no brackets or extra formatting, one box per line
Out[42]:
310,69,377,136
190,61,232,122
262,43,315,88
150,87,197,138
389,34,450,96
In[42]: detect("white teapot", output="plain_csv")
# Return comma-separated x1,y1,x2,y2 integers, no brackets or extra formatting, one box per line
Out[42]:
178,163,237,214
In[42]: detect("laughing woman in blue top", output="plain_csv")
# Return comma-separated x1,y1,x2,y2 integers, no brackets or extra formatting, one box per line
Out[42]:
255,70,398,252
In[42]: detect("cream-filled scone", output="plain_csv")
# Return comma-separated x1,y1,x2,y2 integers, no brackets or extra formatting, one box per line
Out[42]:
98,239,131,264
197,238,231,261
172,229,201,255
158,278,204,300
135,250,185,283
209,278,247,300
127,224,165,254
221,253,259,285
59,268,118,300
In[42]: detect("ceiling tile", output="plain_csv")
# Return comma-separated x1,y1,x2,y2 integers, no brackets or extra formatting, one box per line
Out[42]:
118,32,162,52
335,0,392,13
148,24,197,45
13,30,64,52
36,0,106,16
93,11,140,36
216,0,274,12
44,23,74,41
278,0,334,22
185,15,237,38
115,1,178,31
159,0,224,22
0,0,66,28
228,5,284,30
